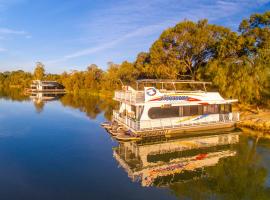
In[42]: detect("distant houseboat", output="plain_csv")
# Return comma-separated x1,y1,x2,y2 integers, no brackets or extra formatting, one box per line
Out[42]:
27,80,65,93
106,79,240,138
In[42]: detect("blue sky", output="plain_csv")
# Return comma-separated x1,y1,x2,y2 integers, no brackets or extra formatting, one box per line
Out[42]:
0,0,269,73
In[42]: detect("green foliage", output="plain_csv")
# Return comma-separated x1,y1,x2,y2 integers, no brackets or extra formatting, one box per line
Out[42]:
203,11,270,104
134,52,151,78
145,20,232,79
0,70,32,88
34,62,45,80
101,62,122,91
60,64,104,92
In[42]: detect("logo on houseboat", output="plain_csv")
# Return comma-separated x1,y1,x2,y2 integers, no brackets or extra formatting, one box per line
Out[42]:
146,88,157,96
149,95,200,102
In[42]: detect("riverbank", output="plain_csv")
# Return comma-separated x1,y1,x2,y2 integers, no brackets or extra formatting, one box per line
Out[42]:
235,104,270,133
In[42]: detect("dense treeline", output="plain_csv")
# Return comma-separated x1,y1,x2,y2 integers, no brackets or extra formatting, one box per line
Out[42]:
0,11,269,105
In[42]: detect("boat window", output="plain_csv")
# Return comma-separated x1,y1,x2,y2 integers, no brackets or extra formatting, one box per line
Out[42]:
190,105,199,116
219,104,232,113
171,105,203,117
182,105,203,116
198,105,203,115
203,105,219,114
183,106,190,116
224,104,232,113
148,106,179,119
148,104,232,119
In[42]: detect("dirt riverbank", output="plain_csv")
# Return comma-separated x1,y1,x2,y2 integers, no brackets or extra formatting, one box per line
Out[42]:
235,105,270,133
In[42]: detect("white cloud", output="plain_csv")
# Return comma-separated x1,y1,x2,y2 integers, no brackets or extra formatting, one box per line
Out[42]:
0,47,7,52
46,22,166,65
0,27,26,35
0,27,31,39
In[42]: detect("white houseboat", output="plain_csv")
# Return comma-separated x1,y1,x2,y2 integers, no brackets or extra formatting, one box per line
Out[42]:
27,80,65,93
112,79,240,137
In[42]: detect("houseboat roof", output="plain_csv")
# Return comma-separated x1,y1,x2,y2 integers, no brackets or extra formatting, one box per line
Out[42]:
32,80,58,83
31,80,60,86
136,79,212,85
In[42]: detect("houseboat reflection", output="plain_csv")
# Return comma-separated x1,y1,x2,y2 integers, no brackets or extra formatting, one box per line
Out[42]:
113,131,240,187
29,92,65,113
30,92,65,103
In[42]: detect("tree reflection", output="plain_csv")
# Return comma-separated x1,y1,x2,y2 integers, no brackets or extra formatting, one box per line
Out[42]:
59,93,117,120
34,101,45,113
0,88,29,101
170,136,270,200
0,88,116,119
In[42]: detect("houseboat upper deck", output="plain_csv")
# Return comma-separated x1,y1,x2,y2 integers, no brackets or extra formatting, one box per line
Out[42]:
112,79,240,137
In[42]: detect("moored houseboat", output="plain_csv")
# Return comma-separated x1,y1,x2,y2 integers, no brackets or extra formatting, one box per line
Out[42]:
26,80,65,93
109,79,240,138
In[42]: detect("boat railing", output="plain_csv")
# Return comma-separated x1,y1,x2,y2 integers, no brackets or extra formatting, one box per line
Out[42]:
113,110,240,132
114,90,145,103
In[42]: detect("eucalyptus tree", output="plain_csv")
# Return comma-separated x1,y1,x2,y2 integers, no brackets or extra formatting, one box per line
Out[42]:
205,11,270,104
33,62,45,80
147,19,233,79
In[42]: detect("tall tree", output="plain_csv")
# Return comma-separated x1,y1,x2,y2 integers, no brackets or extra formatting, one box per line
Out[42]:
33,62,45,80
134,52,151,79
204,11,270,104
84,64,103,90
117,61,139,85
101,62,121,91
147,20,232,79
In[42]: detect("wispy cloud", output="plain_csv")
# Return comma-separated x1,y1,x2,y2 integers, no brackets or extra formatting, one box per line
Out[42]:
46,22,166,64
0,27,26,34
0,47,7,52
0,27,31,39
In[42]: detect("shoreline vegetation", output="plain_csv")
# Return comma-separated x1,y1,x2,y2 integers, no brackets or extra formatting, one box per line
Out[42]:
0,11,269,133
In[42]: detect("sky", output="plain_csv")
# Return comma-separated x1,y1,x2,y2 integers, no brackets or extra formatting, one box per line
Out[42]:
0,0,269,73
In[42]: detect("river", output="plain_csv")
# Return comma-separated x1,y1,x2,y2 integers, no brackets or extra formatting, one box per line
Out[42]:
0,91,269,200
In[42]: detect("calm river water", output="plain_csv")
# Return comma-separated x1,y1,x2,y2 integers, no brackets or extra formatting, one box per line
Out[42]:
0,91,270,200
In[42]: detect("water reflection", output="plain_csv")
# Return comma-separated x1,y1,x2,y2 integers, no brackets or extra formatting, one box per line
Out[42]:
1,88,270,199
30,92,65,113
60,93,116,120
113,132,240,187
113,132,270,199
30,92,65,103
0,88,29,101
0,88,116,120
